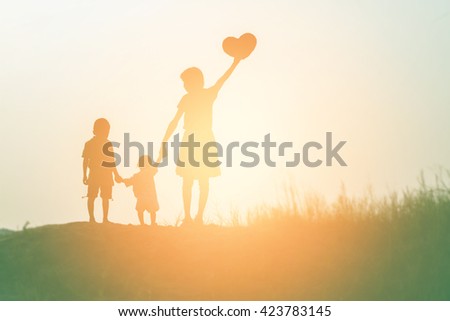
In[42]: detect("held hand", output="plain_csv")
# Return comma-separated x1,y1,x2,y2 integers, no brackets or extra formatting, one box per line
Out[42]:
83,176,88,185
115,175,123,183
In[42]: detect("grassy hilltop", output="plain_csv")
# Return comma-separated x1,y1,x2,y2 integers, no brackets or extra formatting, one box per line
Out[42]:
1,178,450,300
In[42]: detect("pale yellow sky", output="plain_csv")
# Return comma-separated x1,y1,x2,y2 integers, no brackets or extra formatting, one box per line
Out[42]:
1,1,449,228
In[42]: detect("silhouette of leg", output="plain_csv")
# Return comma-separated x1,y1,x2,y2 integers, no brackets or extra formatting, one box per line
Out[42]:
196,178,209,224
102,198,109,223
183,178,194,223
87,197,95,223
150,211,157,226
137,211,144,225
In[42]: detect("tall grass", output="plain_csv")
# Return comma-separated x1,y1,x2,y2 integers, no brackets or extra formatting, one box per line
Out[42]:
240,170,450,300
249,170,450,224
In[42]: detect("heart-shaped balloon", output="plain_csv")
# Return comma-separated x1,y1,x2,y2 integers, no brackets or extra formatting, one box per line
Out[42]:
222,33,257,59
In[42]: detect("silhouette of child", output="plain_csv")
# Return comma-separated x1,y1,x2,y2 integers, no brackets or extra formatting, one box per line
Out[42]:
82,118,122,223
122,155,159,226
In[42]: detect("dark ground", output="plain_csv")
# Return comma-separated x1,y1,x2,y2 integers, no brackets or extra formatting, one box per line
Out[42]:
1,212,449,300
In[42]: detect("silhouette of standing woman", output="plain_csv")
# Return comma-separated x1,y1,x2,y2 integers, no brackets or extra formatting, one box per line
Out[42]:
161,34,256,225
161,57,241,225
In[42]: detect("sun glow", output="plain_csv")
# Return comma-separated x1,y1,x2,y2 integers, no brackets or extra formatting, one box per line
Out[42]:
1,1,449,228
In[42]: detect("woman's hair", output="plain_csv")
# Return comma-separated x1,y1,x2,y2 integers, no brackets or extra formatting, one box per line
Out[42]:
180,67,204,90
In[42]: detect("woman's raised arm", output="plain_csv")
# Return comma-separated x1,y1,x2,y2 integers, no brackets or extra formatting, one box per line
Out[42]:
213,58,241,92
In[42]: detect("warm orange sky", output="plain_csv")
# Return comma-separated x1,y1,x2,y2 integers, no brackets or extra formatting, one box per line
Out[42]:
1,1,449,228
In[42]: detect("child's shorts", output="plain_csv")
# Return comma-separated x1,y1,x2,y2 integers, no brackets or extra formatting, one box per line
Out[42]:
136,198,159,213
87,170,113,199
88,182,113,199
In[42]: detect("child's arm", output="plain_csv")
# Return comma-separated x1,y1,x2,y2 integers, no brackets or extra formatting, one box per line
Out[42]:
213,57,241,93
104,142,122,183
82,158,89,185
113,167,122,183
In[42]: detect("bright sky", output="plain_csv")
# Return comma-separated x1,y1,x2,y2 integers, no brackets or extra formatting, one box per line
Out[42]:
1,0,449,229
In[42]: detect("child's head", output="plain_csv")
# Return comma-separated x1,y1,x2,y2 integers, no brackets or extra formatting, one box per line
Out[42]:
181,67,204,92
138,155,154,169
93,118,110,139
